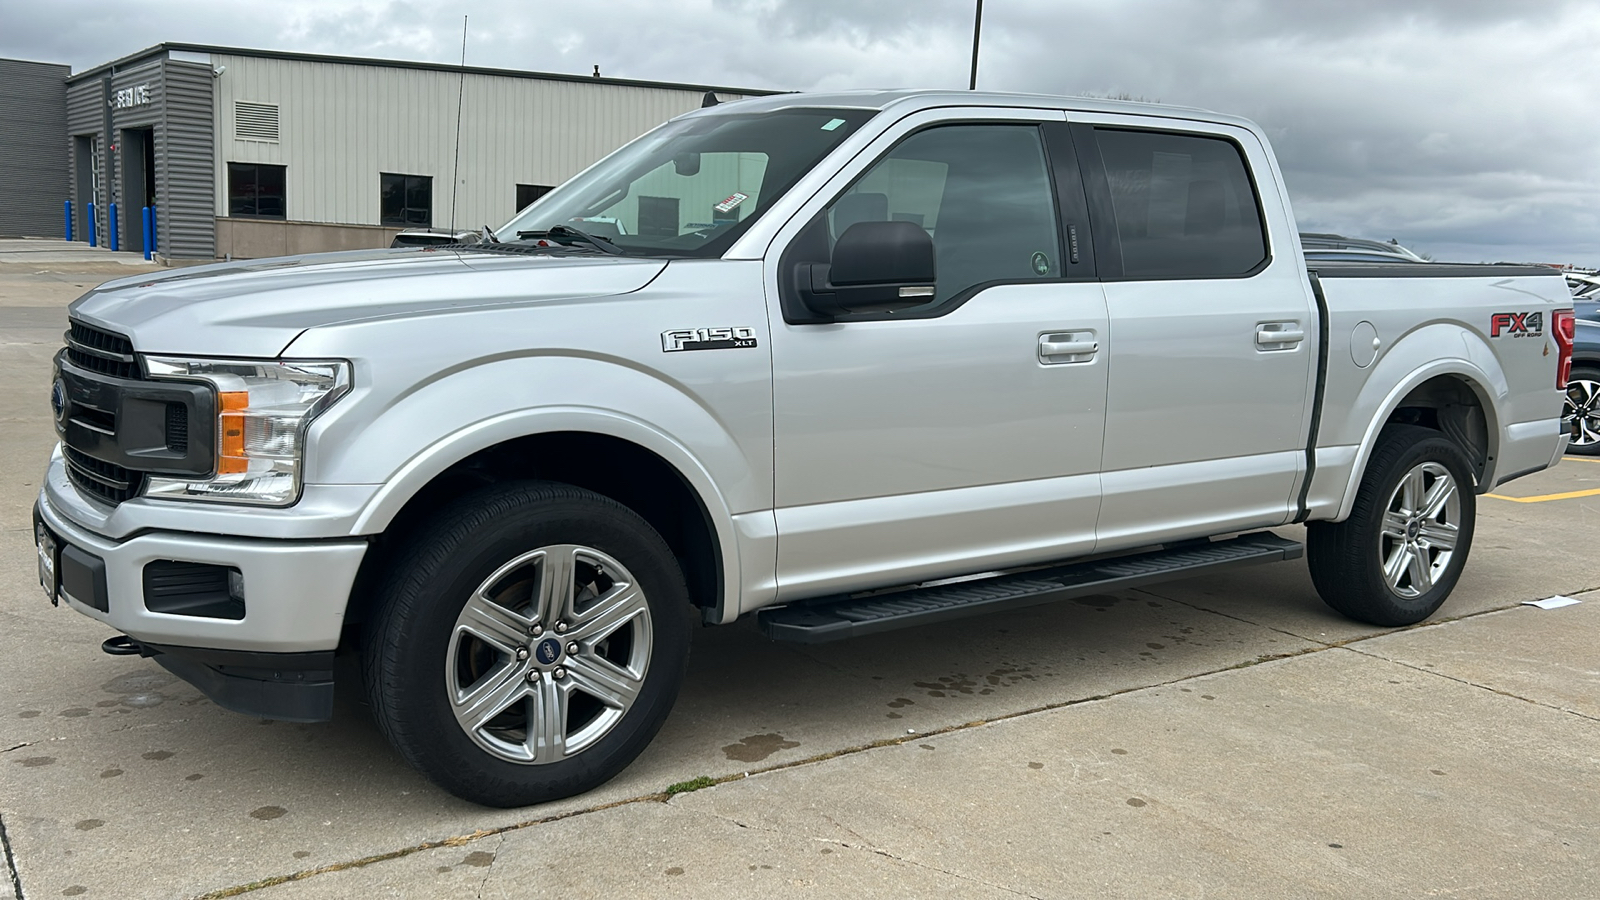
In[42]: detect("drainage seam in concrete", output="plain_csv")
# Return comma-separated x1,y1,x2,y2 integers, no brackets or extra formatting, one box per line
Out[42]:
190,586,1596,899
1,811,27,900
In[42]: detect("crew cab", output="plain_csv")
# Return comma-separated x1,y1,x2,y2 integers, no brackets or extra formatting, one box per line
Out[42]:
35,90,1575,806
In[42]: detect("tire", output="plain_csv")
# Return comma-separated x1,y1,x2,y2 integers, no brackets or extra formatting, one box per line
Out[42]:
1306,424,1476,626
1564,365,1600,456
362,481,691,807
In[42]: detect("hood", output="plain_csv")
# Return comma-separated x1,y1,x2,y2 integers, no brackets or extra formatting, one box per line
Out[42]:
69,247,668,358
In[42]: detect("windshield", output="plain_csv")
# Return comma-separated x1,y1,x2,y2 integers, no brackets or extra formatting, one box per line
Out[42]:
499,107,877,258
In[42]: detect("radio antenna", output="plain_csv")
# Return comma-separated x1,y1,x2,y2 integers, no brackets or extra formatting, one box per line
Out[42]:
449,15,468,233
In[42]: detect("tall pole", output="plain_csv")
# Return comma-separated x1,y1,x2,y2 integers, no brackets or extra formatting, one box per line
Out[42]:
449,15,468,234
968,0,984,90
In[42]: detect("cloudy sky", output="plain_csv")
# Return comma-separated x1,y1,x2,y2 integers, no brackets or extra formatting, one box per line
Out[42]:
5,0,1597,264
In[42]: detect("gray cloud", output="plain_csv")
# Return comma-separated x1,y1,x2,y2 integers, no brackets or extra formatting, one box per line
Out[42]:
3,0,1595,263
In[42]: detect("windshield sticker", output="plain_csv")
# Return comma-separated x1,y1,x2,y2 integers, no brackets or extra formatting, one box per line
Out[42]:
821,117,847,131
713,192,749,214
1031,251,1051,276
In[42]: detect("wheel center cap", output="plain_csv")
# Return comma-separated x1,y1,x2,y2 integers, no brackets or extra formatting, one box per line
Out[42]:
533,637,563,666
1406,519,1422,541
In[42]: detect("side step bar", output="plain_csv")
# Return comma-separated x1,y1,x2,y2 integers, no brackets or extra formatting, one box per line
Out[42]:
758,531,1302,643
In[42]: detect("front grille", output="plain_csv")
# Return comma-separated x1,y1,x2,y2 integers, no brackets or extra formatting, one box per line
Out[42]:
64,446,144,505
65,320,141,380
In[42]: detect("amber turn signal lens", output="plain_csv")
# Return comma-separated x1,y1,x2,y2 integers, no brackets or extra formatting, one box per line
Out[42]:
218,390,249,475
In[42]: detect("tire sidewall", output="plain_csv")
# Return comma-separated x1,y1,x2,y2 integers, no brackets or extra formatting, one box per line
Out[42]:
370,484,691,807
1355,429,1477,623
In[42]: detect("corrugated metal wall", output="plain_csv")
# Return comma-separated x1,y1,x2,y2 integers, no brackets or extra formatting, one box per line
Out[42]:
158,61,216,258
211,54,748,229
65,76,105,243
0,59,70,237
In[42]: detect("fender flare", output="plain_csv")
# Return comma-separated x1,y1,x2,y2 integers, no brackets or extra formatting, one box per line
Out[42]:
1334,357,1503,522
349,406,744,624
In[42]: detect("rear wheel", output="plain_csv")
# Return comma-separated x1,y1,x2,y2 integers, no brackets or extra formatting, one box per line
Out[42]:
363,481,691,807
1564,366,1600,455
1307,425,1476,626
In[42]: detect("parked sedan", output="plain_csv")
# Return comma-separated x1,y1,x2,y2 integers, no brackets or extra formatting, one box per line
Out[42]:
1569,316,1600,455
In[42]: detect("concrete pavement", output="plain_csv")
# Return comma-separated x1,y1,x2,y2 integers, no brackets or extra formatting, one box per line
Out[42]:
2,259,1596,899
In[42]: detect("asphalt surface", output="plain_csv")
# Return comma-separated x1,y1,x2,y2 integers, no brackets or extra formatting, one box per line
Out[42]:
2,243,1597,899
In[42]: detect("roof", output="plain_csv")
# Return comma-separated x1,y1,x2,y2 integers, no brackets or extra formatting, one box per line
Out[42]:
694,88,1258,132
64,42,777,97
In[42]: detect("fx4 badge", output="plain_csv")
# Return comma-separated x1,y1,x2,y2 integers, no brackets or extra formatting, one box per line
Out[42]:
661,327,759,352
1490,311,1543,338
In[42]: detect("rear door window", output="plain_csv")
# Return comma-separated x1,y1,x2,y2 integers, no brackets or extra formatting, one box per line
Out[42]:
1093,129,1266,278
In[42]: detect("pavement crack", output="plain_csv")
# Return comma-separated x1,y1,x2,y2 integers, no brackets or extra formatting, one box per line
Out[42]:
1,811,27,900
1131,585,1326,645
474,833,503,900
1342,646,1600,724
2,742,35,754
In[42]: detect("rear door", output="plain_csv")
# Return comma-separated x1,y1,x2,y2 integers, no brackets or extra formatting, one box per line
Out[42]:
1070,116,1317,550
765,109,1110,600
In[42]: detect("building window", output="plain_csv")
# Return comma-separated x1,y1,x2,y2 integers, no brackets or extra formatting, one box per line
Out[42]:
637,196,680,238
381,173,433,228
227,163,287,219
516,183,553,212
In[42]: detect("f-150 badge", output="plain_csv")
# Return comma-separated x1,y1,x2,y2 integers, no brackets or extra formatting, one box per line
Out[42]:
661,327,759,352
1490,311,1543,338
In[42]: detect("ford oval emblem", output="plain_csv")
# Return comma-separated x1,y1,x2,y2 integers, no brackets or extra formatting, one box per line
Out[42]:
50,378,68,424
534,637,563,665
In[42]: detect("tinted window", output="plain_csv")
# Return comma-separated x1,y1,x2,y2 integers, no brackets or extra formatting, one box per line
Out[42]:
227,163,286,219
828,125,1060,303
381,173,432,227
1094,129,1266,278
516,183,552,212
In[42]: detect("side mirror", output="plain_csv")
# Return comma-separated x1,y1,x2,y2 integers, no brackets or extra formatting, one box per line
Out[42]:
799,221,937,317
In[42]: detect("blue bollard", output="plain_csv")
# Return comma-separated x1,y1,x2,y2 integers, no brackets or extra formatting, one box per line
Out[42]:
64,201,72,242
87,202,97,247
149,206,156,256
108,203,119,252
141,207,153,260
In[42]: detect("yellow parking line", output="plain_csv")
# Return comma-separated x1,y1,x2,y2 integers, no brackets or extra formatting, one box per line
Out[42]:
1487,487,1600,503
1562,456,1600,464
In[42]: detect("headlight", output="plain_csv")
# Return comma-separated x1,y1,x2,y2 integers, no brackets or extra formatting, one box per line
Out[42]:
142,357,351,506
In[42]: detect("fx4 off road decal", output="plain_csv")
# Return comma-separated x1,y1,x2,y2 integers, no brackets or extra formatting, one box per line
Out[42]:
1490,311,1543,338
661,327,759,352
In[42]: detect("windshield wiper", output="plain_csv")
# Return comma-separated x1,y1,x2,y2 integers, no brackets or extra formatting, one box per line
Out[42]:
515,224,624,255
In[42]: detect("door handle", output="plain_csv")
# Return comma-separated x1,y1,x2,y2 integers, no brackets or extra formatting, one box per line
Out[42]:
1039,332,1098,364
1255,323,1304,349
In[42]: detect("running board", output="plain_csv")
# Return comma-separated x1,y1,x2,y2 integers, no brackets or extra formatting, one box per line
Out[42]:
758,531,1302,643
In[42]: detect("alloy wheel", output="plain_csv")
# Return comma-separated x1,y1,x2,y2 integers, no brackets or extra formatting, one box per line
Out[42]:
445,544,652,764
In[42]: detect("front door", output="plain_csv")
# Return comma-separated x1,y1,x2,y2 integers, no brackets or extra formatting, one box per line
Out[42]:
1074,119,1317,550
768,116,1110,600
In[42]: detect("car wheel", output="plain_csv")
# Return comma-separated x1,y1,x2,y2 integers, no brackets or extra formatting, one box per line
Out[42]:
1306,424,1476,626
1564,365,1600,456
362,481,691,807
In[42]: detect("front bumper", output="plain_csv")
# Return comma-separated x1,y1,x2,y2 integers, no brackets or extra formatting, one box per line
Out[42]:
35,484,368,655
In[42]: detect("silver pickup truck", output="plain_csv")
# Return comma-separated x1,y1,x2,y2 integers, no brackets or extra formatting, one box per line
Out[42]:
35,90,1576,806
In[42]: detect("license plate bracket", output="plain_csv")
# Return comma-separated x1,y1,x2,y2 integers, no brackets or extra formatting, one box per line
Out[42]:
34,515,60,607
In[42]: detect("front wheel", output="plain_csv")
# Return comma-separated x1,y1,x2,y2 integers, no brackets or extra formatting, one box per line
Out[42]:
1564,366,1600,455
362,481,691,807
1307,424,1476,626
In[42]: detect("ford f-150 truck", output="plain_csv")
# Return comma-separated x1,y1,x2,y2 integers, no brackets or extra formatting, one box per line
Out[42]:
34,90,1577,807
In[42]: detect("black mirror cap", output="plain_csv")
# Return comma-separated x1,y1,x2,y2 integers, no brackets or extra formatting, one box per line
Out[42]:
830,220,936,286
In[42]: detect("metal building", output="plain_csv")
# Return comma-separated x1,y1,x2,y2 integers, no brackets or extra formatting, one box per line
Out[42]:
54,43,765,260
0,59,70,237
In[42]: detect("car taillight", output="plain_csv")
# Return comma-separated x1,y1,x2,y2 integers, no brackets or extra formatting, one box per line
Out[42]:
1554,308,1575,389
